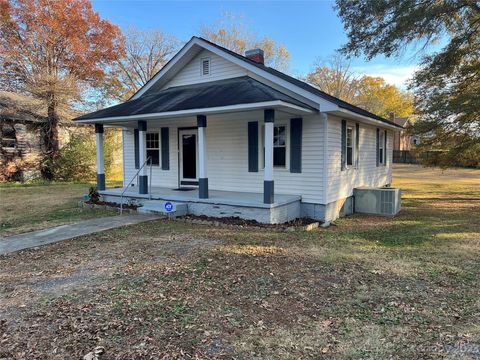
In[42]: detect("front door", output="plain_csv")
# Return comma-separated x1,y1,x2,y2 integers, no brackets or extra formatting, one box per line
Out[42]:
179,129,198,186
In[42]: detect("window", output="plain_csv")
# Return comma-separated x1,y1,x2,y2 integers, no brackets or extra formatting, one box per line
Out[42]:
346,126,353,166
262,124,288,168
201,58,211,76
1,125,16,149
273,125,286,167
379,130,385,165
146,132,160,166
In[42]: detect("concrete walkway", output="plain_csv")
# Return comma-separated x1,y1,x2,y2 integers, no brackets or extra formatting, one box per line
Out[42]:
0,214,159,255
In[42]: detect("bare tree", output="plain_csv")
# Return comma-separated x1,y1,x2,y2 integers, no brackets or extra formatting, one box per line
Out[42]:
305,53,360,103
200,13,290,71
109,27,180,101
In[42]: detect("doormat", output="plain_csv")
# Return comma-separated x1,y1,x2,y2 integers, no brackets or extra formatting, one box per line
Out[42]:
172,188,196,191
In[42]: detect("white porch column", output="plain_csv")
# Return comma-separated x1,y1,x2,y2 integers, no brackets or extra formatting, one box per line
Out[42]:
197,115,208,198
95,123,105,191
138,120,148,194
264,109,274,204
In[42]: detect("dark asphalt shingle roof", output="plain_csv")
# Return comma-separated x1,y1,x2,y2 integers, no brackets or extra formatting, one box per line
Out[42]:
196,37,402,128
75,77,316,121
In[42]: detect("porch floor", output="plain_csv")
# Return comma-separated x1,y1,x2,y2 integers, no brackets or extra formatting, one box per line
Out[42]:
100,186,301,209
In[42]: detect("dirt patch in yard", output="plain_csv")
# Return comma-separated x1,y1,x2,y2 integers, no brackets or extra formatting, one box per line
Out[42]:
30,268,98,292
0,232,217,324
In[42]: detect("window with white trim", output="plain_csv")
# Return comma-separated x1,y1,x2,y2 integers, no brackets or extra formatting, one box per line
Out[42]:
273,125,286,167
346,126,354,166
146,132,160,166
261,124,288,168
379,130,385,165
201,58,211,76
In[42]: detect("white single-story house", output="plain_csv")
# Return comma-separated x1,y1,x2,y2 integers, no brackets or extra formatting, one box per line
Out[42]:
75,36,403,224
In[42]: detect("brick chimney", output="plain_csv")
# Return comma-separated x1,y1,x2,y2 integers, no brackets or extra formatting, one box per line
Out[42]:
389,112,395,122
245,48,264,65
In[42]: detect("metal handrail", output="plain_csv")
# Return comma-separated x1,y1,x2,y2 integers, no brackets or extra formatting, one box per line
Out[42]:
120,156,152,215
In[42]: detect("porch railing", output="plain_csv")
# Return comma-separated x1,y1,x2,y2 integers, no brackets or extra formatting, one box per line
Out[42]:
119,156,152,215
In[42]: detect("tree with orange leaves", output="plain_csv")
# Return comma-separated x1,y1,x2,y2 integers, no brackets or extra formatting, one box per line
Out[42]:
0,0,124,179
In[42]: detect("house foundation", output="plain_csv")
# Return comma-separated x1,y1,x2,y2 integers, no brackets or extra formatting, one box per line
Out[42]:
100,187,302,224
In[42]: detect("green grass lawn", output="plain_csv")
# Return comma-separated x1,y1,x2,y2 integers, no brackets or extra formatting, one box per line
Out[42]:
0,181,121,236
0,165,479,359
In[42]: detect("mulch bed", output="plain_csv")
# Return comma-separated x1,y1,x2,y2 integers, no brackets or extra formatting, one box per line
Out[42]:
180,214,321,231
81,202,321,230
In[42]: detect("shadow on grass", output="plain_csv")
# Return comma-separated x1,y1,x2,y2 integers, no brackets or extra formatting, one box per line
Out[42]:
327,200,479,248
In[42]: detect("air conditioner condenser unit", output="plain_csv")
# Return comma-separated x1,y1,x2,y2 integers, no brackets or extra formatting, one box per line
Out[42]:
354,187,401,216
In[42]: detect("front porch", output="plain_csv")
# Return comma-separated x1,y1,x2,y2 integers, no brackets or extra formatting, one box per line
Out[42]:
100,186,301,224
75,76,317,223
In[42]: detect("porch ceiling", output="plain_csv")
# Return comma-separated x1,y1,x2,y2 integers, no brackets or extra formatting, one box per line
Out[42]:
74,77,316,125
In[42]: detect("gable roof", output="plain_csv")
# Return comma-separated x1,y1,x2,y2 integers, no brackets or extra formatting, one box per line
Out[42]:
130,36,402,129
75,77,315,122
198,37,398,125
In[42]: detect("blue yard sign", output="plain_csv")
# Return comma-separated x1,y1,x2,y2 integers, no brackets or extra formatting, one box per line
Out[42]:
164,201,174,213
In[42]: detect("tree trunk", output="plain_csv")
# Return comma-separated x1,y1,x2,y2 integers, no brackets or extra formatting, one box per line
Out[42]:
41,92,60,180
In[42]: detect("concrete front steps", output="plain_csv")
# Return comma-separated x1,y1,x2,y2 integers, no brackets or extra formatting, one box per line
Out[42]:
137,200,188,217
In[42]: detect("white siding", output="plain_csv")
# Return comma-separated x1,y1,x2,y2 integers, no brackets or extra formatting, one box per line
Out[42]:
118,44,396,208
123,118,194,189
122,111,325,204
325,115,393,204
162,50,247,89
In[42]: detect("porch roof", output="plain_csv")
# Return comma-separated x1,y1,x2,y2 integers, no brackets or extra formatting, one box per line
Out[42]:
75,77,316,124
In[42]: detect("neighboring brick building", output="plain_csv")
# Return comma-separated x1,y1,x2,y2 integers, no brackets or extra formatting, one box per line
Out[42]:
390,115,419,151
0,91,73,181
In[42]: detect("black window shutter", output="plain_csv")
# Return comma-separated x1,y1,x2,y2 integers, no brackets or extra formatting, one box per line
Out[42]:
161,127,169,170
376,128,380,167
134,129,139,169
341,119,347,171
384,130,388,166
355,123,360,168
248,121,258,172
290,118,302,173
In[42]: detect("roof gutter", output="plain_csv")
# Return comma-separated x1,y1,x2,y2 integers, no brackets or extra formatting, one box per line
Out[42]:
326,108,403,130
74,100,315,124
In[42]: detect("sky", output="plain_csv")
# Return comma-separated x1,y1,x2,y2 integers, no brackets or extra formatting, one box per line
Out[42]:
91,0,427,89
